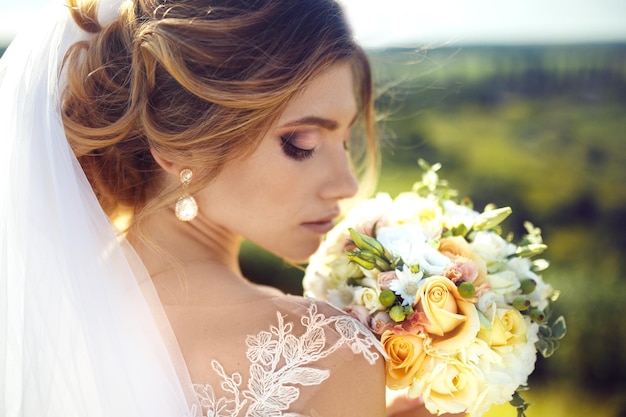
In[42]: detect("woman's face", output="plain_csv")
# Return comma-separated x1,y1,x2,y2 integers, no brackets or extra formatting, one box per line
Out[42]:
196,62,359,262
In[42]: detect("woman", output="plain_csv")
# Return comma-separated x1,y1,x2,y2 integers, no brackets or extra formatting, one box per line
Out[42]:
0,0,454,416
2,0,381,414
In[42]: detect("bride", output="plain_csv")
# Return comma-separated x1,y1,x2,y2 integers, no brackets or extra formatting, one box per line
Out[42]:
0,0,459,416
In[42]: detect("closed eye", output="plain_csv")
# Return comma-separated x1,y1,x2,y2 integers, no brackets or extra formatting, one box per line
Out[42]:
280,134,316,161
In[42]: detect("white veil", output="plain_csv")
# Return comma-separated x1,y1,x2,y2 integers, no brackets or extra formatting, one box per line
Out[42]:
0,1,199,415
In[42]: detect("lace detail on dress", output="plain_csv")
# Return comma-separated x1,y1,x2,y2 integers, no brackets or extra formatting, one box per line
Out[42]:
193,302,381,417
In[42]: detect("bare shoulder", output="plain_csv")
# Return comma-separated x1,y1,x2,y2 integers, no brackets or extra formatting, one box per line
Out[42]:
153,263,386,416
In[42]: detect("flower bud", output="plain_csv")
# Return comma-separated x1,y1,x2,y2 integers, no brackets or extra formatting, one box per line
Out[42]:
516,244,548,258
472,206,512,231
389,305,407,322
349,228,385,258
513,296,531,311
458,282,476,298
347,250,376,270
519,279,537,295
529,308,546,323
379,290,396,307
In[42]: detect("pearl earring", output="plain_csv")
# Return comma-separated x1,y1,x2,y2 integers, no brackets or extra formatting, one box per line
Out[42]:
175,168,198,221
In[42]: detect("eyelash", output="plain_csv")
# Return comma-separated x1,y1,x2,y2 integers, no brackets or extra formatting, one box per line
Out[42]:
280,135,316,161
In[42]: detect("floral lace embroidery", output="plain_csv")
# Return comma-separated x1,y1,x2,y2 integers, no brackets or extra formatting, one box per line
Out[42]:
193,303,381,417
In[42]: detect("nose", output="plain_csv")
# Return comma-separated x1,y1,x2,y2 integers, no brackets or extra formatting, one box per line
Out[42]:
319,145,359,201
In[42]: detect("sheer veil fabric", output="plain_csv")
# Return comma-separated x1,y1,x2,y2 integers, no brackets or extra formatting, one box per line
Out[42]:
0,1,200,415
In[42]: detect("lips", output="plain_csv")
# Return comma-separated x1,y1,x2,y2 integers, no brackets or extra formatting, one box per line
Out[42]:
301,210,340,234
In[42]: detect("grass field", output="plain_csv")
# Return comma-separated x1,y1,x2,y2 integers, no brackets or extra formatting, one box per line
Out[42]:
482,382,623,417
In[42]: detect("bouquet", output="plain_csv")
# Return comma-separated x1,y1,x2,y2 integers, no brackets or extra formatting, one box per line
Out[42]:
303,160,566,417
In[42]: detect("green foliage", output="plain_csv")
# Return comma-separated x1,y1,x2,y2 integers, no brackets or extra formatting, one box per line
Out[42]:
510,389,531,417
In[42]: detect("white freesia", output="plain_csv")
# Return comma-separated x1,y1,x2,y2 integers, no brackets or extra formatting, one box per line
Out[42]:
442,199,479,230
485,270,520,295
476,291,506,313
505,257,536,281
526,276,555,311
389,193,444,239
470,231,516,272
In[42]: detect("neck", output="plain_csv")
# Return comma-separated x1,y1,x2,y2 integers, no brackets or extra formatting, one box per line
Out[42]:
128,207,244,278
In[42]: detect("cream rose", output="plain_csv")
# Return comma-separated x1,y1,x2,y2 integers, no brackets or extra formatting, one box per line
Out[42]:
415,276,480,351
381,330,427,390
409,354,479,415
354,286,384,313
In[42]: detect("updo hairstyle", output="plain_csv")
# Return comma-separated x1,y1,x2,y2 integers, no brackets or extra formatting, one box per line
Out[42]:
61,0,378,225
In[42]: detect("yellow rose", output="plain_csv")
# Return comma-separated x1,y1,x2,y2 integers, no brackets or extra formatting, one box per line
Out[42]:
381,330,427,390
409,354,479,415
415,276,480,351
480,307,528,347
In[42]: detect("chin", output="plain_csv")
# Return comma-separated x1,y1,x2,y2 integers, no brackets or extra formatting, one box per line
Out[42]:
280,240,322,264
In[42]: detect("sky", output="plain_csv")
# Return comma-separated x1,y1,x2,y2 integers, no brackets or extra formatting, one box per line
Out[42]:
1,0,626,47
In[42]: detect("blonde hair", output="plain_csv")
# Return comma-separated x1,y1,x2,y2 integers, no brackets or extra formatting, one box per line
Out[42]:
62,0,378,226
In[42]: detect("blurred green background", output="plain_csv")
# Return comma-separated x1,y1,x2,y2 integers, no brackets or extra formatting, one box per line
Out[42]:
238,44,626,417
2,41,624,416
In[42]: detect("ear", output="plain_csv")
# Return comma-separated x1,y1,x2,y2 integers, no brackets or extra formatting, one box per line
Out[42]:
150,148,181,177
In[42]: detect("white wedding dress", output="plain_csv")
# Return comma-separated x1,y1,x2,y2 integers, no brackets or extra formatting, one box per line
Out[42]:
187,297,381,417
0,2,383,416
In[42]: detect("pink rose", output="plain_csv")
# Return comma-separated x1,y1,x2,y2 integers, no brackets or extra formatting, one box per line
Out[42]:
444,260,479,284
378,271,398,291
439,236,487,284
370,312,393,335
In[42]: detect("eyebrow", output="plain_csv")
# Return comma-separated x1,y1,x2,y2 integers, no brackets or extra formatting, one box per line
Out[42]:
279,114,358,131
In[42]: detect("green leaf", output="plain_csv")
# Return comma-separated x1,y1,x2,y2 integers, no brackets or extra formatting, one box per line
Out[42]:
538,324,552,338
551,316,567,340
536,338,555,358
510,390,531,417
